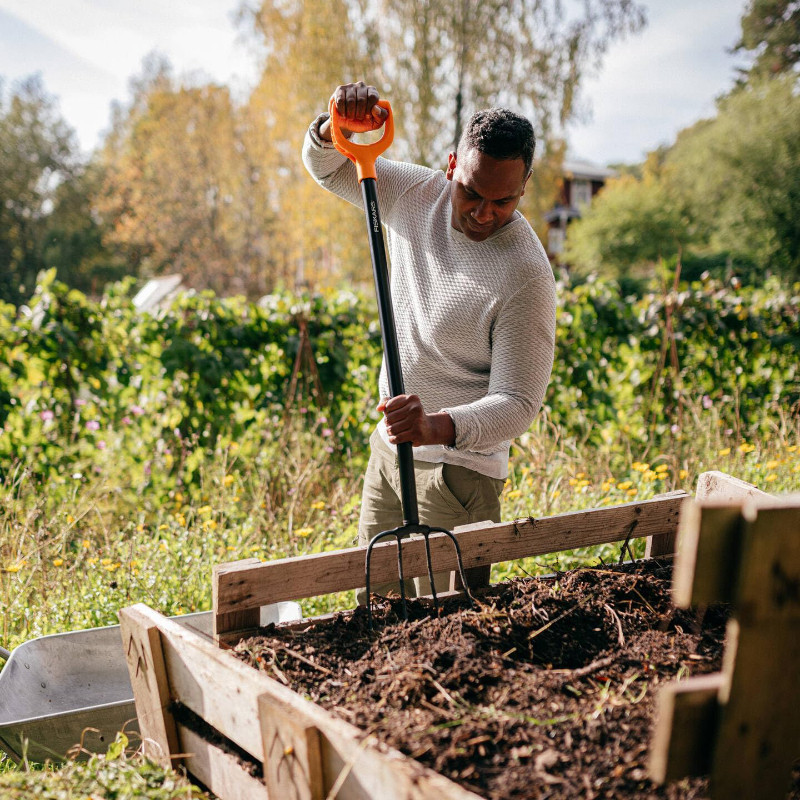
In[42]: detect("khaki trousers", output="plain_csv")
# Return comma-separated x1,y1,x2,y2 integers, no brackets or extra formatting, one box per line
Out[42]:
356,429,504,604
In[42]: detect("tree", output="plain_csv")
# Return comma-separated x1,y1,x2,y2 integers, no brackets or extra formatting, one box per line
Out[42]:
366,0,646,167
665,75,800,281
242,0,375,289
95,56,265,295
561,170,691,279
0,76,79,304
733,0,800,80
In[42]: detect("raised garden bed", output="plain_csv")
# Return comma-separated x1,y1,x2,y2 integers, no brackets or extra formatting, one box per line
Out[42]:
233,559,733,799
120,473,800,800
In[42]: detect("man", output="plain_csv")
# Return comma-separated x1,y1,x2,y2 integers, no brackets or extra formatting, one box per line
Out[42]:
303,82,556,599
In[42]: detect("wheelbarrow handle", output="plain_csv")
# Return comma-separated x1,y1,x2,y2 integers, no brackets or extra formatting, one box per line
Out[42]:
328,98,394,182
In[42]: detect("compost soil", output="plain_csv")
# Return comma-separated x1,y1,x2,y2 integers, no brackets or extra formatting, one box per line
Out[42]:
234,560,799,800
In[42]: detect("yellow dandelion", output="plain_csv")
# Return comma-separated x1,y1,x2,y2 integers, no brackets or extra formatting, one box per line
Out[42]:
718,448,731,456
6,563,21,573
158,524,168,531
198,505,212,515
82,539,91,548
88,556,99,565
66,514,74,524
230,442,239,451
101,558,112,566
249,546,261,553
175,492,184,504
159,542,168,552
177,514,186,527
765,460,779,469
223,475,235,487
203,520,218,530
575,472,586,479
679,469,688,480
787,445,797,452
232,495,240,503
105,562,121,572
643,470,658,482
136,523,145,532
311,501,326,510
53,558,64,567
631,462,649,472
738,443,756,454
568,478,579,487
765,473,778,482
655,463,669,473
296,527,314,538
129,560,139,568
507,489,522,499
626,488,638,496
226,545,236,551
551,489,561,499
617,481,633,491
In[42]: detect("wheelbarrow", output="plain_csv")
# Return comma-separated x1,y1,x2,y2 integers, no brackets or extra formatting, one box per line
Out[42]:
0,602,301,764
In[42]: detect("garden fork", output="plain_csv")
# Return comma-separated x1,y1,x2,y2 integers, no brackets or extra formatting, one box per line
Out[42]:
328,98,474,630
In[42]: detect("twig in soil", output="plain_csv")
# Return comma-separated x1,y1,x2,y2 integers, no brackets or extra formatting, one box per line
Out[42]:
277,644,335,675
550,654,615,679
528,604,579,640
604,603,625,647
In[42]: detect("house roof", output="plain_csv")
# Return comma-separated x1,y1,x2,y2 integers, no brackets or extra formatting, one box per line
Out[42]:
562,159,617,181
133,274,183,312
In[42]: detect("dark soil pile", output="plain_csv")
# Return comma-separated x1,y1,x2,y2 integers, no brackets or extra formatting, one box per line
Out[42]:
233,561,799,800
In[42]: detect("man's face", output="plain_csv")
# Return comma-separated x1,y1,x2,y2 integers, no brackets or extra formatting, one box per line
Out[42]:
446,148,530,242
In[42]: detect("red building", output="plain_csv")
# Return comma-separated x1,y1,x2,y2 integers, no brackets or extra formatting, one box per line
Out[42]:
544,159,616,261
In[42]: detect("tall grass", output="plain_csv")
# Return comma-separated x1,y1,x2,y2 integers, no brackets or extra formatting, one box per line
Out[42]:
2,400,797,653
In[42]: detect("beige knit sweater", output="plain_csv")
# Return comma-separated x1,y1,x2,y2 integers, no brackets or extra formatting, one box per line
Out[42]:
303,114,556,479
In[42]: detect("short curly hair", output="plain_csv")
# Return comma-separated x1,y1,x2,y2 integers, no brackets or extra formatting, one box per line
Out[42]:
458,108,536,174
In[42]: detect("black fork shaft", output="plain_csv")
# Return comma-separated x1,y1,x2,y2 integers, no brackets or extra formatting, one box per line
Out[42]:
360,177,418,526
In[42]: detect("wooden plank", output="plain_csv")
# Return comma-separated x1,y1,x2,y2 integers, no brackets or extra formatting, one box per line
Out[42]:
712,620,800,799
733,503,800,623
214,494,687,622
118,605,180,768
643,490,690,558
649,671,727,783
694,471,770,503
177,723,270,800
213,557,261,640
259,692,323,800
127,604,483,800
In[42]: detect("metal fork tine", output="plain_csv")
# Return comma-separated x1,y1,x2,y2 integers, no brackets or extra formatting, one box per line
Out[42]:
365,524,475,631
423,532,439,617
396,533,408,620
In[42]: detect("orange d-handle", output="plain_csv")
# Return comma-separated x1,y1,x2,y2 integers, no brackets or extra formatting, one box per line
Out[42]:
328,97,394,182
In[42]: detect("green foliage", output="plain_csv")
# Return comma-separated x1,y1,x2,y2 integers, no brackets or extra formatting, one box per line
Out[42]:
562,174,691,277
0,733,205,798
665,75,800,281
734,0,800,80
0,77,79,305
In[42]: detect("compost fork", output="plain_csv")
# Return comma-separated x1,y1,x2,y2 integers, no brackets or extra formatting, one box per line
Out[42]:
328,98,474,630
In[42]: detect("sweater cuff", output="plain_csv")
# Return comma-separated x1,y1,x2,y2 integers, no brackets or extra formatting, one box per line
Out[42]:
440,406,477,452
308,113,338,149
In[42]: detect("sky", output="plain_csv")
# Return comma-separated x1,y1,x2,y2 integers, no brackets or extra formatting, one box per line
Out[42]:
0,0,747,166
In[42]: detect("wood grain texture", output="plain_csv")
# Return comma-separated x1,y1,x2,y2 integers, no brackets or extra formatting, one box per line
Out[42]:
213,494,688,633
124,604,483,800
118,605,180,768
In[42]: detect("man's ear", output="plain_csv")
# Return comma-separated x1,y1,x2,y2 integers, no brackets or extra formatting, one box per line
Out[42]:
445,151,457,181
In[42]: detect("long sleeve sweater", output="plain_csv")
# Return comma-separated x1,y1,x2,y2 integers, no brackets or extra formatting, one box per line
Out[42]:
302,114,556,479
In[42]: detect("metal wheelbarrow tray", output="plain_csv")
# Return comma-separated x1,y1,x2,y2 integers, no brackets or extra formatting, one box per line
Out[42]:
0,603,301,764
